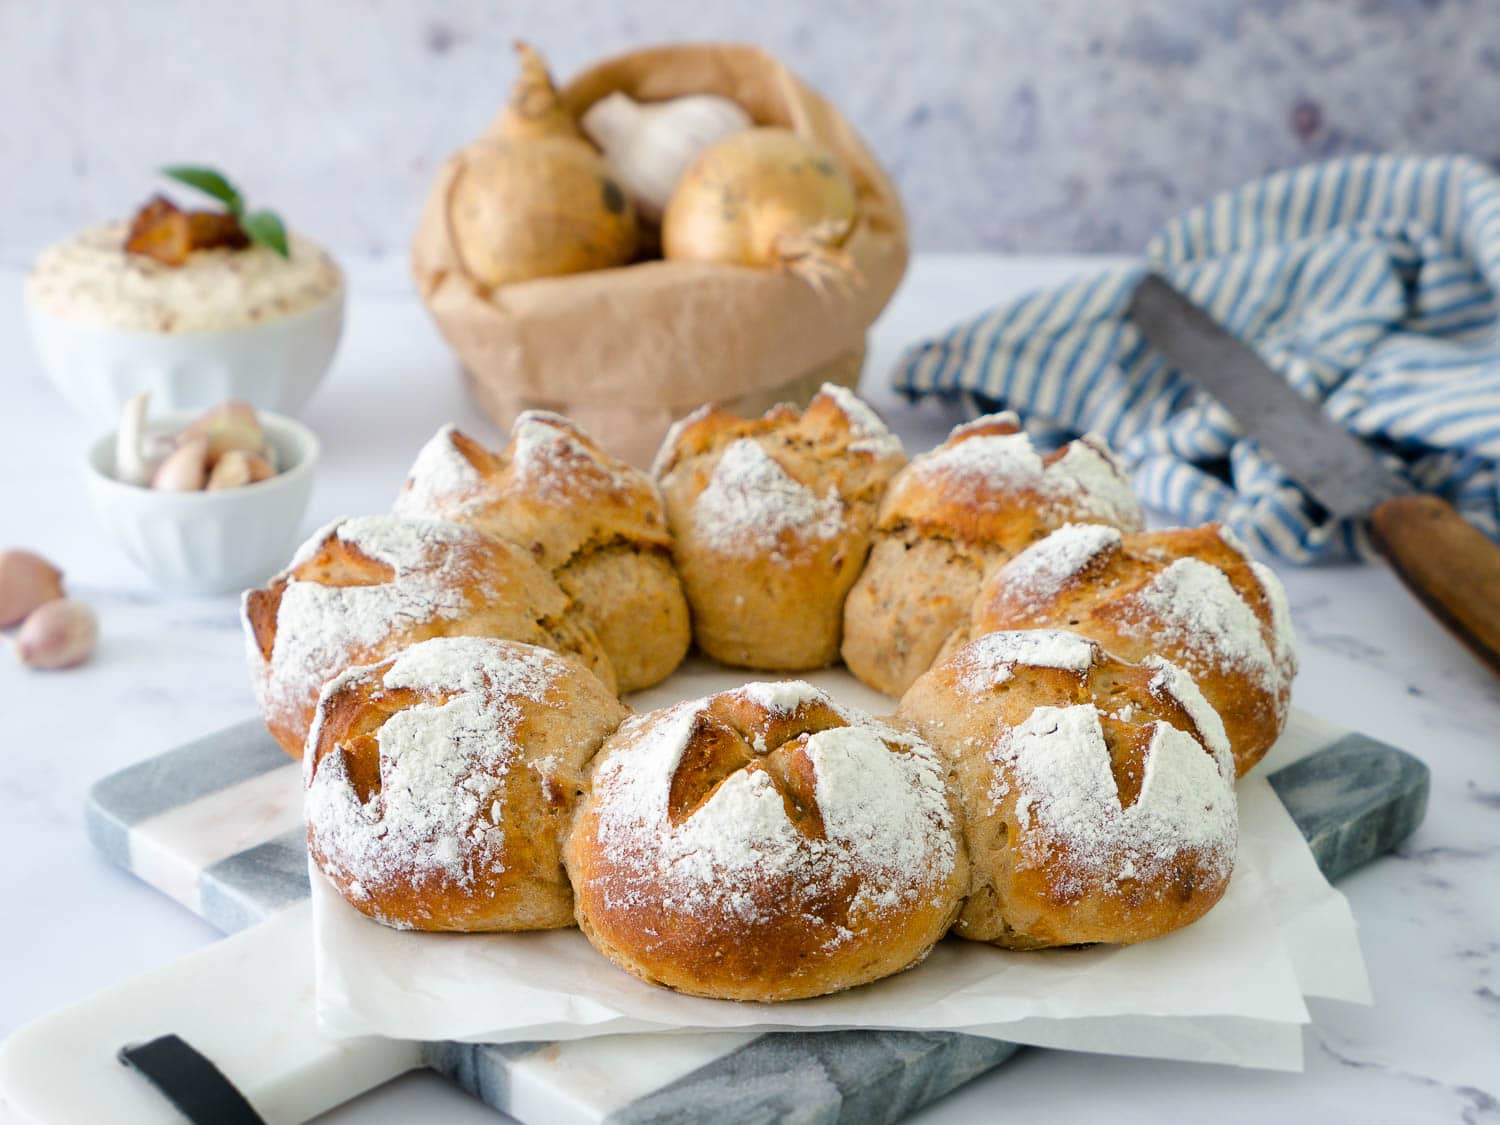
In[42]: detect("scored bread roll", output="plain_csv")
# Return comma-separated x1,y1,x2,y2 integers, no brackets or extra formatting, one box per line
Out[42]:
242,514,615,757
653,384,906,670
566,680,967,1001
898,629,1237,949
394,412,690,693
957,522,1296,777
306,636,628,931
841,413,1143,698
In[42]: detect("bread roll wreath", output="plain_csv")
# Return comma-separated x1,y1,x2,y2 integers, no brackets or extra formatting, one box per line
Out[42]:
242,384,1296,1002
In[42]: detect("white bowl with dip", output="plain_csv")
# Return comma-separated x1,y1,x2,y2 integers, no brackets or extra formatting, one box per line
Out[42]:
25,222,344,421
84,410,320,595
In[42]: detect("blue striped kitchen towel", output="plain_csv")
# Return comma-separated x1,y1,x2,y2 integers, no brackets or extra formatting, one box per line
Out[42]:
894,154,1500,562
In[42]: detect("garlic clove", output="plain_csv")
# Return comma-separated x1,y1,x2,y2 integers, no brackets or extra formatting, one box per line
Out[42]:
115,391,156,486
180,400,269,462
0,549,65,628
206,449,276,491
582,91,752,224
15,598,97,670
151,437,211,491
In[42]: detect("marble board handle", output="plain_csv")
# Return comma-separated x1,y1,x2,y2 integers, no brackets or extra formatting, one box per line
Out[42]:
0,902,420,1125
1369,494,1500,676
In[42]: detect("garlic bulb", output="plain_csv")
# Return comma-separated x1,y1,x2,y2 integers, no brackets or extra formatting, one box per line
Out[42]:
582,91,752,223
15,598,97,670
0,549,64,628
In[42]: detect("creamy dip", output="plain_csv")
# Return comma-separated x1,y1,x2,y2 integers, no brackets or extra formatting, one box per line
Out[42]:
25,221,342,334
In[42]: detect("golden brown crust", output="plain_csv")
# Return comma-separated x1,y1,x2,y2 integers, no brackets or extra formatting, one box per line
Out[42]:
305,637,628,932
962,523,1294,777
397,414,672,568
654,385,907,670
874,416,1140,545
242,515,615,758
842,415,1144,697
566,683,967,1001
838,533,987,697
395,415,689,692
554,545,691,697
897,631,1237,949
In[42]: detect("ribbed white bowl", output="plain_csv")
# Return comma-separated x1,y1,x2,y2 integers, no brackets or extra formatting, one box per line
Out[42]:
84,411,320,595
28,286,344,422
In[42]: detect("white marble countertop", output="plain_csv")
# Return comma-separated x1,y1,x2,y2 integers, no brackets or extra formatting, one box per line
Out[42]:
1,252,1496,1124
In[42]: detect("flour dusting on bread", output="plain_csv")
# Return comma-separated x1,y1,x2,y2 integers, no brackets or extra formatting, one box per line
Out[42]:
988,703,1236,896
260,516,482,732
1142,655,1234,780
509,410,638,501
816,382,905,458
589,686,955,925
992,522,1123,611
954,629,1098,689
395,426,484,518
1118,557,1279,691
693,439,845,557
306,638,562,898
903,424,1142,529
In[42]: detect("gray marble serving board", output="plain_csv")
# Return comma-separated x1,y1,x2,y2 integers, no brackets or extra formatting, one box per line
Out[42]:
85,710,1428,1124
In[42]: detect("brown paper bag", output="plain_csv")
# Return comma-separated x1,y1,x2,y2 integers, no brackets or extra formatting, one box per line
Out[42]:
411,43,908,468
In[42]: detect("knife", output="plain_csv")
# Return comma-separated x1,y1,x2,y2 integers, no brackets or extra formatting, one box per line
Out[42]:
1128,273,1500,675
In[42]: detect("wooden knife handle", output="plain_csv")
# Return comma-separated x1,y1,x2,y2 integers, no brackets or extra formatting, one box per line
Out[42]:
1369,494,1500,675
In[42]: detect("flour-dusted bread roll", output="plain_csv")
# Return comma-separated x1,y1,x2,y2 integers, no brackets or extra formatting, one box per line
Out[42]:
959,522,1296,777
898,630,1237,949
566,681,967,1001
653,384,906,670
841,413,1143,698
306,637,628,931
242,515,615,757
394,412,690,693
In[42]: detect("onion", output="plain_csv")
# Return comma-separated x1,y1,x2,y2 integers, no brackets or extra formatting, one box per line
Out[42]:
445,43,639,290
662,127,859,291
495,41,584,144
447,137,638,289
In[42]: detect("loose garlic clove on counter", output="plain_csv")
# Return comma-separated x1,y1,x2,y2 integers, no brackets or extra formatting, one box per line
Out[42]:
582,91,752,224
0,549,65,628
15,598,97,670
206,449,275,490
151,437,211,491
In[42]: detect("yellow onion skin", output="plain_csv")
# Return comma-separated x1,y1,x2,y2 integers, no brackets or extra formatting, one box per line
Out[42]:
448,137,639,289
662,127,857,269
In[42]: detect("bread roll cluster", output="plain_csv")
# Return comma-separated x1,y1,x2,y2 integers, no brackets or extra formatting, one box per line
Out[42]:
243,385,1297,1002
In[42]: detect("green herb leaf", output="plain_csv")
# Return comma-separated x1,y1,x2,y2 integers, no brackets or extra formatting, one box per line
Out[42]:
161,165,244,213
242,209,290,258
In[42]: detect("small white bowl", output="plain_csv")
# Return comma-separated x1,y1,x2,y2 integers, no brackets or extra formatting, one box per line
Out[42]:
84,411,320,595
28,286,344,422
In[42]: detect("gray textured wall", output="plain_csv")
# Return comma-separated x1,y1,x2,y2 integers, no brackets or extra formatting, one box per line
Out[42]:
6,0,1500,258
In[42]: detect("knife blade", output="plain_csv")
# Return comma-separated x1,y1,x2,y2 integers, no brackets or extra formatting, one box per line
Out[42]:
1128,272,1500,676
1127,274,1414,519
